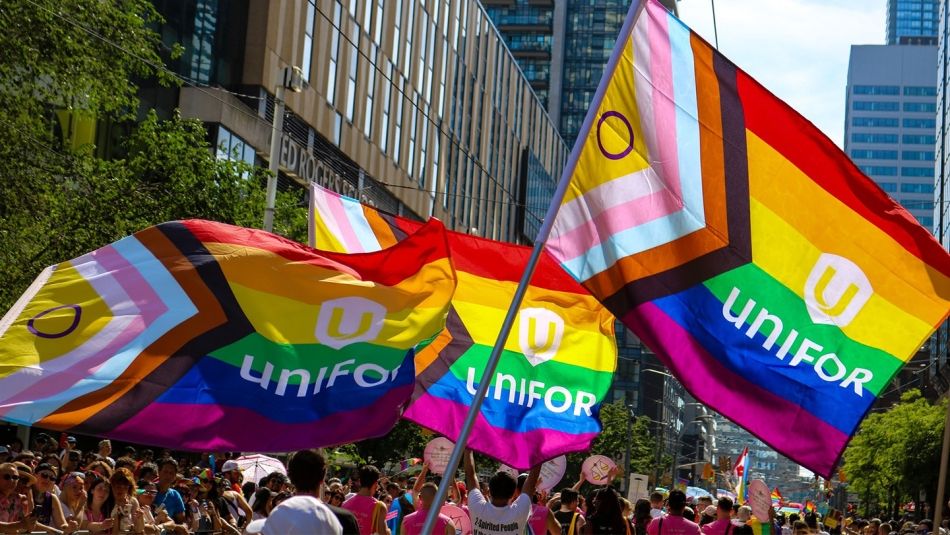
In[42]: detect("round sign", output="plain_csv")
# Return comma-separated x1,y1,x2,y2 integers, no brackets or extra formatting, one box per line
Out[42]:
424,437,455,475
581,455,617,485
440,504,472,535
747,479,772,521
538,456,567,492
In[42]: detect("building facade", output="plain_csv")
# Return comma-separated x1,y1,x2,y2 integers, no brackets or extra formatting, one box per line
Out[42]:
931,0,950,393
147,0,568,244
887,0,940,45
844,44,938,229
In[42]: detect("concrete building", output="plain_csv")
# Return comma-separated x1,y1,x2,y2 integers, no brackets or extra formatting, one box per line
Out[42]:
144,0,568,243
844,44,938,229
930,0,950,393
887,0,940,45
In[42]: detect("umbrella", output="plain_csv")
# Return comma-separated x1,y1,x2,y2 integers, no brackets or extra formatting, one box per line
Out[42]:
234,454,286,486
686,486,712,500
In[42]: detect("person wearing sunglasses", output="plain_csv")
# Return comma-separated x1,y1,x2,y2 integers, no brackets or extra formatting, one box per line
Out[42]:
32,462,79,534
0,462,36,534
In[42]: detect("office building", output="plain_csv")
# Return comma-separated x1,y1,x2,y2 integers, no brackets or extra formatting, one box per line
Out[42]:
887,0,940,45
145,0,568,244
931,0,950,393
844,44,937,229
712,415,812,497
485,0,677,146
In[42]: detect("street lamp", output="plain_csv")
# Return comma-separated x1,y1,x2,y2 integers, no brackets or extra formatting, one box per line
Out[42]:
263,66,304,232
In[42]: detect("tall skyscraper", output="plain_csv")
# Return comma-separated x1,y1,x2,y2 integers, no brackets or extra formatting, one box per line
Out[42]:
887,0,940,45
844,45,938,229
931,0,950,393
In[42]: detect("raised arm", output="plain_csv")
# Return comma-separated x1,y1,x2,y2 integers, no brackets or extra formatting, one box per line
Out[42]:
464,449,478,493
521,464,542,498
412,461,430,498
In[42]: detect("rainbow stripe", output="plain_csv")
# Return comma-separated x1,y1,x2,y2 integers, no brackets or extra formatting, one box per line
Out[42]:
545,0,950,477
0,220,455,451
310,184,618,469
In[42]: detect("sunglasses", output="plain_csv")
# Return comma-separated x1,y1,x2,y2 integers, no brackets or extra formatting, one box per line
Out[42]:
1,474,16,481
38,472,55,480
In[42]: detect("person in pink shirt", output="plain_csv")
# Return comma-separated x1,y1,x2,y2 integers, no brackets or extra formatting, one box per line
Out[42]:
399,483,454,535
647,490,701,535
701,498,737,535
342,465,389,535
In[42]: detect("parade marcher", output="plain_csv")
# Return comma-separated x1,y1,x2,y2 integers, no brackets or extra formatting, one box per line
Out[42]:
464,448,541,535
342,465,390,535
583,486,630,535
247,449,342,535
399,482,454,535
647,490,701,535
556,489,587,535
701,498,736,535
634,499,653,535
651,492,666,519
516,473,560,535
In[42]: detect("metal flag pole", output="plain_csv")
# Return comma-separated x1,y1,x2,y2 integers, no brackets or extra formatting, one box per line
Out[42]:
932,396,950,530
419,1,649,533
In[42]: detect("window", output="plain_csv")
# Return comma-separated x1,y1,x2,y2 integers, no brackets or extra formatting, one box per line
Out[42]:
901,182,935,193
215,126,256,171
393,79,404,163
902,151,934,161
345,24,359,122
904,86,937,96
348,0,357,18
417,13,428,90
850,149,898,160
326,2,343,106
392,1,402,67
853,85,899,95
361,0,372,30
903,134,935,144
917,215,934,227
859,166,898,176
851,133,898,143
852,117,898,127
904,118,936,128
373,0,383,44
404,0,415,81
407,96,418,176
379,62,392,153
904,102,936,113
363,48,377,138
902,166,934,177
902,200,934,211
302,1,315,81
878,182,898,192
852,101,899,111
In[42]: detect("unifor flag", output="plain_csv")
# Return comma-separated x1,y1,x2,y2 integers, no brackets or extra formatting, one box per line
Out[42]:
310,184,617,469
544,0,950,477
0,220,455,451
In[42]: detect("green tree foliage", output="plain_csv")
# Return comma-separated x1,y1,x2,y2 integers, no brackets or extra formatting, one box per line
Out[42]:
842,389,947,517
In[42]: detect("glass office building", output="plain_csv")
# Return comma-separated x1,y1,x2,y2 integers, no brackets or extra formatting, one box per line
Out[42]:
146,0,568,244
887,0,940,45
932,0,950,393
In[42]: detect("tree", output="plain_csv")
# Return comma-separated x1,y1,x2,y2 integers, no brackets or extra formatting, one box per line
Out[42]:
842,389,947,518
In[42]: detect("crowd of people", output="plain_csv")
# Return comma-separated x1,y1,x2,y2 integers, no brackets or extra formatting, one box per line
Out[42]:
0,432,944,535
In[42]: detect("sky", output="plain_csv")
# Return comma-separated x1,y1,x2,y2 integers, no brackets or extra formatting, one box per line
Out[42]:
677,0,887,147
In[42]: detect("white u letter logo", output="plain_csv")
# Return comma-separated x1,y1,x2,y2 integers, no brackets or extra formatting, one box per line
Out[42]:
315,297,386,349
804,253,872,328
518,308,565,367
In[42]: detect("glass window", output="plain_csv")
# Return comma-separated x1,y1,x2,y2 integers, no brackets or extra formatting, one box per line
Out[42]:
363,49,376,138
858,166,898,176
392,1,402,67
852,101,899,111
902,166,935,177
902,150,935,160
903,134,936,144
904,118,936,128
361,0,372,30
404,0,415,81
373,0,384,44
901,182,935,193
407,96,418,177
417,13,428,90
853,85,900,95
903,102,936,113
850,149,898,159
916,215,934,227
878,182,898,192
393,79,404,163
904,86,937,96
326,2,343,106
851,133,898,143
302,1,316,81
345,24,360,122
379,62,392,153
851,117,899,127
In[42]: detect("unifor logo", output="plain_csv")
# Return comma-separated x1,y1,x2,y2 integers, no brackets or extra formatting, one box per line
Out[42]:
518,308,565,367
315,297,386,350
804,253,873,328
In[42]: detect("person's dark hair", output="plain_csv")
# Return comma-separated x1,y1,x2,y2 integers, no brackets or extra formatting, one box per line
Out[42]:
86,477,116,518
115,456,136,472
287,449,327,493
158,458,179,472
252,488,274,516
589,487,627,534
651,491,665,503
488,471,518,502
385,482,401,495
667,490,687,513
561,488,579,505
138,463,158,482
805,513,819,529
881,523,894,534
358,465,381,488
242,482,256,502
683,506,696,523
793,521,810,533
635,498,653,530
718,497,734,513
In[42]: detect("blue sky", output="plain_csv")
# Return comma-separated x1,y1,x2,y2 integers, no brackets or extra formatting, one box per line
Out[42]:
677,0,886,147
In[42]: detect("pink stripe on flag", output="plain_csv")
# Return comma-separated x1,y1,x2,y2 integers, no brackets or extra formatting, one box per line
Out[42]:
325,192,366,253
404,393,599,470
623,301,848,477
645,3,683,201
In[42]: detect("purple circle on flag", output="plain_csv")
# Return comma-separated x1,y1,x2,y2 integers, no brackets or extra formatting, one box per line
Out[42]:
27,304,82,339
597,111,635,160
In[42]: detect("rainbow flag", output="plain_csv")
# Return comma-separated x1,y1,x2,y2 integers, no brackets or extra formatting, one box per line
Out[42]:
804,501,816,514
0,220,455,451
748,518,772,535
544,0,950,477
771,487,783,505
398,457,422,472
310,184,617,469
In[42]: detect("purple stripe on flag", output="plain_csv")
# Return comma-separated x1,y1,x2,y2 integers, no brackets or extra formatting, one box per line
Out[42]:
405,392,599,470
109,385,414,451
623,300,848,477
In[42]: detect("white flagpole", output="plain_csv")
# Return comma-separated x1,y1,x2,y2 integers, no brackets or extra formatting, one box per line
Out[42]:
419,0,650,532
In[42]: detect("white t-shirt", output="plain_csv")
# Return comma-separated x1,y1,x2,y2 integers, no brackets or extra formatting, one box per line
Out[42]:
467,488,531,535
261,495,342,535
651,508,665,518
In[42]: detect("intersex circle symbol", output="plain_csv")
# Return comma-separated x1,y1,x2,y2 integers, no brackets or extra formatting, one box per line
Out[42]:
27,304,82,339
596,110,634,160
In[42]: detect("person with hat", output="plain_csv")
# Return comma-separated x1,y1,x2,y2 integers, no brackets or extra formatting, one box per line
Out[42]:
0,462,35,534
648,490,702,535
220,459,243,494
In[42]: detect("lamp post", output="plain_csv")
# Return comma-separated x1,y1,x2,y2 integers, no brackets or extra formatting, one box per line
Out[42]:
625,367,676,494
263,66,304,232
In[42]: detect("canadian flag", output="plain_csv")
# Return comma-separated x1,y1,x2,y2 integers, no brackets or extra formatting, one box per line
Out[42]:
733,447,749,479
734,447,750,504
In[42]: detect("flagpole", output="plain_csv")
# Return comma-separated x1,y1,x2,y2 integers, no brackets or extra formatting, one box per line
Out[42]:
420,1,649,533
